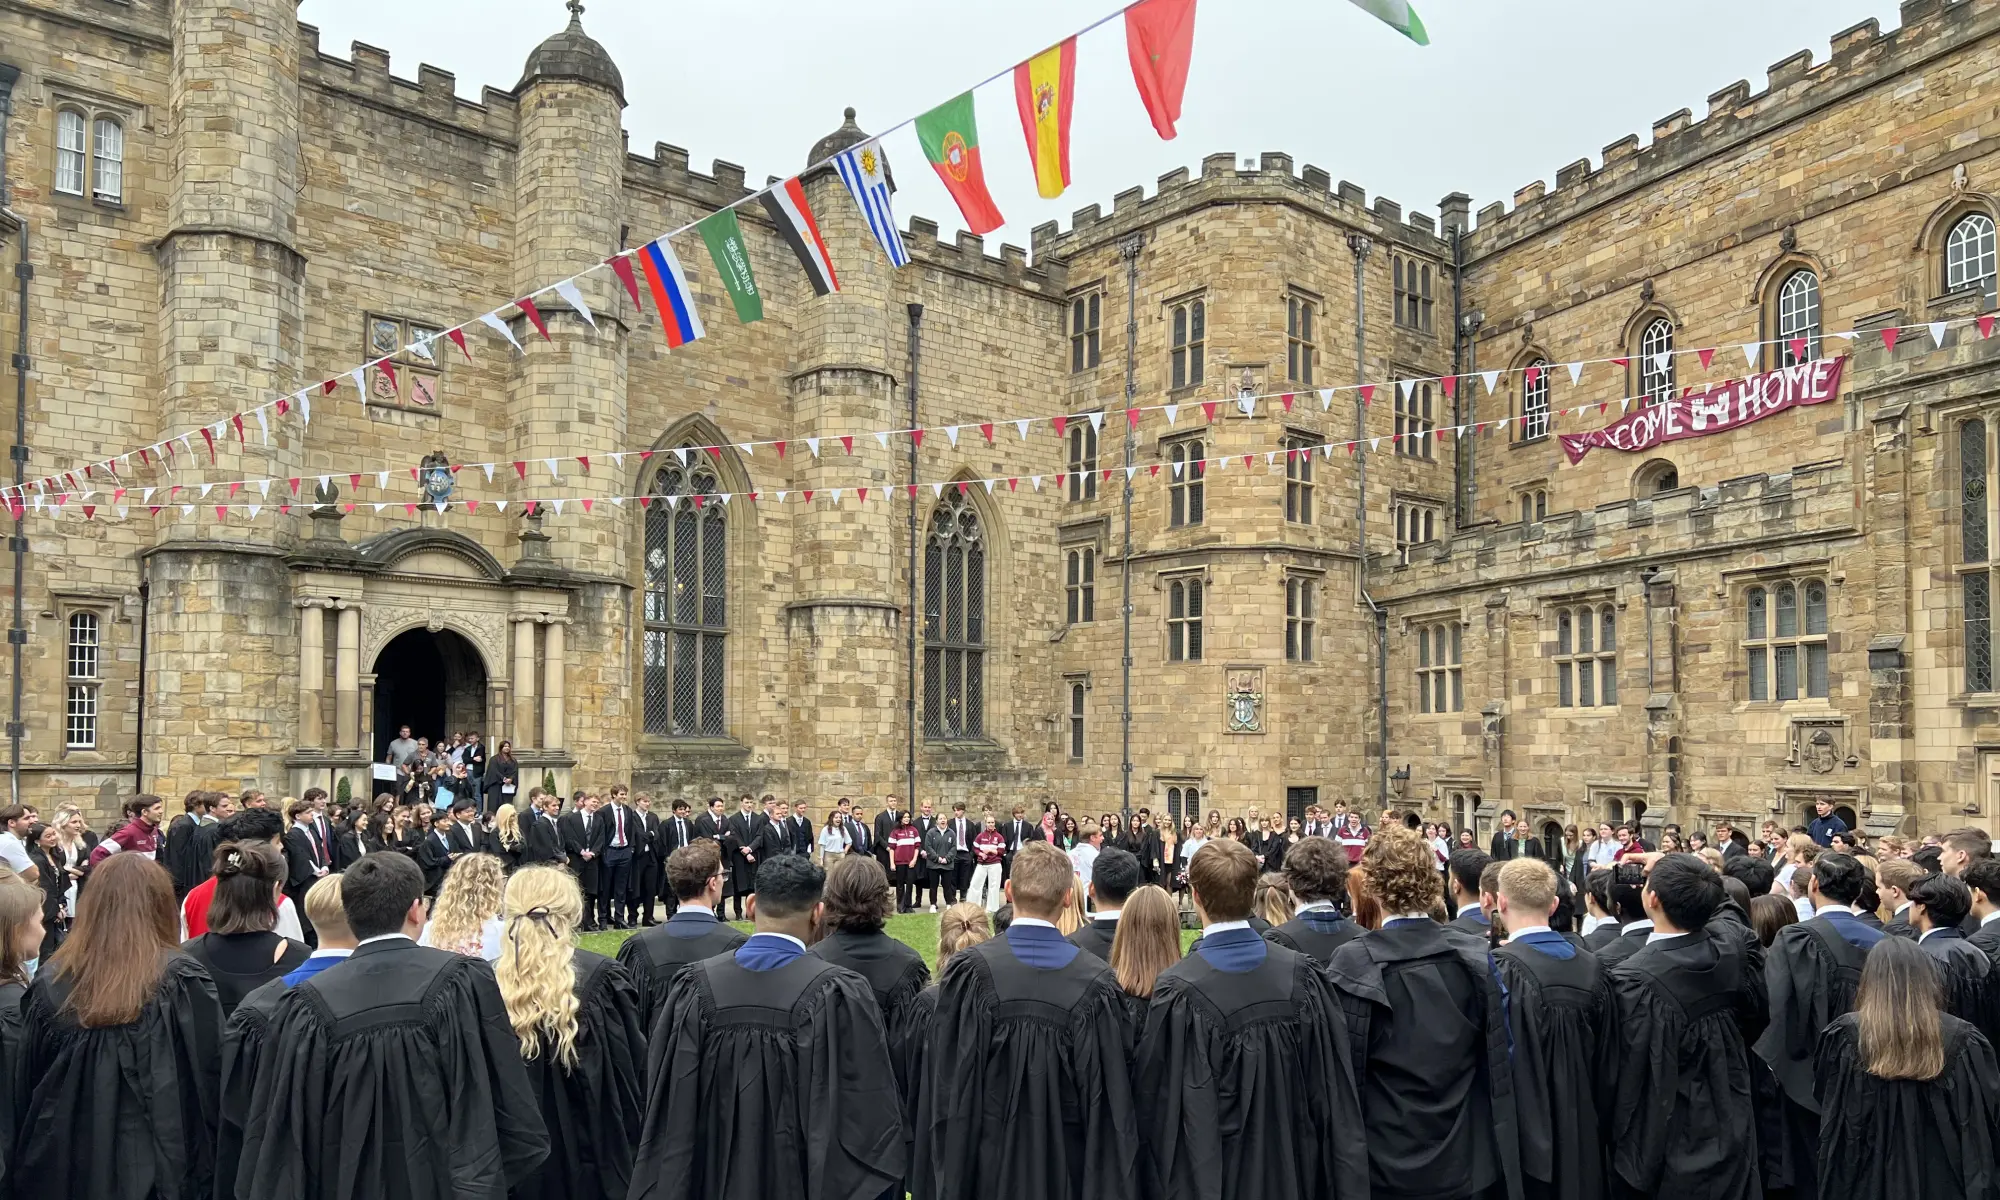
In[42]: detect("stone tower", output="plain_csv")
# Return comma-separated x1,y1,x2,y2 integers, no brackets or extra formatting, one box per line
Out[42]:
145,0,307,791
786,110,910,799
507,4,629,776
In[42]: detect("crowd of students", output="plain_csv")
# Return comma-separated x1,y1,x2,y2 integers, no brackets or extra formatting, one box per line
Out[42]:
0,784,1994,1200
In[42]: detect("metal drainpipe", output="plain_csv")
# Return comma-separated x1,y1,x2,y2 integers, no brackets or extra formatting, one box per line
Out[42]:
135,582,148,792
1349,234,1388,807
906,304,923,810
4,205,28,808
1450,228,1467,526
1120,234,1141,823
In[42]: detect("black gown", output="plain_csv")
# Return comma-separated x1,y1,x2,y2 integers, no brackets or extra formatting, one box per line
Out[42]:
1492,937,1611,1200
233,938,549,1199
511,951,646,1200
916,934,1140,1200
1920,929,2000,1048
1326,919,1521,1200
1265,909,1364,965
1602,917,1768,1200
1133,942,1369,1200
809,928,931,1182
11,953,223,1200
615,913,748,1027
630,950,905,1200
1814,1011,2000,1198
1752,914,1877,1199
217,974,290,1200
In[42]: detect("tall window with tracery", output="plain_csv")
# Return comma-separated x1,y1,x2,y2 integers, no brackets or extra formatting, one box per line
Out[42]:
1067,680,1086,761
1065,546,1095,625
65,611,100,750
1963,417,1993,694
1554,603,1618,708
1416,621,1462,714
1947,213,1998,303
1070,293,1101,372
643,456,728,737
1169,438,1205,527
1396,382,1435,458
1287,295,1316,384
1167,576,1203,662
1638,318,1676,407
1170,298,1205,390
1284,436,1314,523
1067,417,1098,502
1285,575,1316,662
1745,580,1830,702
925,492,986,739
1776,270,1822,365
1520,359,1550,440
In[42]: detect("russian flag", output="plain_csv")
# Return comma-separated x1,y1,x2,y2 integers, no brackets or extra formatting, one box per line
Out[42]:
639,237,706,349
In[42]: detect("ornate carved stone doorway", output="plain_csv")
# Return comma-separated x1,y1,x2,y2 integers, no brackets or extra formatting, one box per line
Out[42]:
371,626,489,763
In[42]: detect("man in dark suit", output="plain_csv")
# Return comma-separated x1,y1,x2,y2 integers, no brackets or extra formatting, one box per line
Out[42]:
1445,847,1494,945
559,793,609,932
756,799,800,863
461,732,487,809
874,796,902,877
600,787,640,929
521,790,565,865
1879,857,1924,941
1002,803,1041,883
841,799,872,858
723,795,762,920
633,794,665,925
419,808,457,897
283,797,329,947
947,802,977,903
444,798,479,858
1136,808,1165,885
1595,860,1657,968
1488,810,1543,862
1969,859,2000,962
693,796,725,843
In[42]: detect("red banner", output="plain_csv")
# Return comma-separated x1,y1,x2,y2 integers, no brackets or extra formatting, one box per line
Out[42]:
1559,357,1848,464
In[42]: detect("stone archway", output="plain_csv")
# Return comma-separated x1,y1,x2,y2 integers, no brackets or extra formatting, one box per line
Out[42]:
371,626,488,762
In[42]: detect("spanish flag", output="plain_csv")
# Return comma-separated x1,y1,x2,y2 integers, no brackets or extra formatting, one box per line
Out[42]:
1014,38,1077,200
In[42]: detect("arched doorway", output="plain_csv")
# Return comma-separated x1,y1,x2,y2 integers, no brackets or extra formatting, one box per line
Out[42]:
372,627,488,762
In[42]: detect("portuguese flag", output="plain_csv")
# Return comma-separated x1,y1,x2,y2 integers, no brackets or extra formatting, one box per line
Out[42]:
915,92,1004,235
1014,38,1077,200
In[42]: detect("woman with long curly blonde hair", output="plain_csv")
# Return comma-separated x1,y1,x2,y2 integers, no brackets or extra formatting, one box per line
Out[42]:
420,853,505,961
495,866,647,1200
491,804,525,873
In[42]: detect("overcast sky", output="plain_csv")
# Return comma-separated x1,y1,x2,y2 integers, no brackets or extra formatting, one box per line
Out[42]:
297,0,1903,252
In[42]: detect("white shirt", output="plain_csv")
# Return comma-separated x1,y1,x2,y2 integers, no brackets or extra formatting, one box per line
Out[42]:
1620,919,1655,938
1202,920,1252,936
1919,926,1947,944
1010,916,1058,931
1069,843,1099,886
751,931,807,952
1813,904,1858,917
356,932,415,948
1505,925,1553,942
1456,903,1483,920
0,831,31,875
1091,910,1122,924
1983,909,2000,927
1581,914,1614,936
1646,930,1695,946
1586,842,1619,867
1792,895,1814,922
1383,912,1434,926
1297,900,1339,916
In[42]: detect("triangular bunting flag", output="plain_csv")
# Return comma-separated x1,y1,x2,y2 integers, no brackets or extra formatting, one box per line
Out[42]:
1930,321,1949,349
1359,386,1374,407
879,431,893,449
518,297,551,342
479,312,524,355
1164,404,1179,425
1881,327,1900,353
945,426,960,447
1789,337,1809,362
1697,348,1715,370
1201,401,1218,423
1318,389,1334,411
980,423,994,443
1742,343,1760,368
1566,362,1583,385
1087,412,1104,434
1651,352,1672,375
1480,372,1498,395
1982,314,1998,340
806,438,821,457
553,280,597,330
840,435,854,455
1015,419,1031,440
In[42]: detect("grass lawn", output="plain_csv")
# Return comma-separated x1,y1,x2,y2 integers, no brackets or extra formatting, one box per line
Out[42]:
580,911,1202,973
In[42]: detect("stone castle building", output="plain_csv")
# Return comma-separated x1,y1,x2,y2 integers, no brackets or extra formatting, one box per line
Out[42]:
1,0,1999,850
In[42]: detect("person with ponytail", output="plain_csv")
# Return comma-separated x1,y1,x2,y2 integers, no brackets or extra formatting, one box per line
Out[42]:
495,866,646,1200
15,853,223,1199
1814,934,2000,1194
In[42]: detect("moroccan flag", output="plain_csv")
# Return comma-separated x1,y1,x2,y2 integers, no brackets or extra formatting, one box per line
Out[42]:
759,176,839,296
695,209,763,324
1126,0,1197,140
915,92,1003,236
1014,38,1077,200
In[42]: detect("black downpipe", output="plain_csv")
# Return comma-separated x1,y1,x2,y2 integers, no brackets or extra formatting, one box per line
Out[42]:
5,207,27,808
905,304,923,810
135,582,148,792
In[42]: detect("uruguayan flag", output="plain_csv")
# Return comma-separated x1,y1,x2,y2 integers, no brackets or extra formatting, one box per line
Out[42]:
834,139,910,269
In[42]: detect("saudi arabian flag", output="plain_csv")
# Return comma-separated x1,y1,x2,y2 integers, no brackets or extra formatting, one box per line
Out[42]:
696,208,763,324
1348,0,1428,44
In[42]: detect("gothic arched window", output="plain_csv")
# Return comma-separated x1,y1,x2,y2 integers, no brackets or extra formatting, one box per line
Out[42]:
1947,213,1998,299
643,454,726,737
1776,270,1821,365
1637,318,1676,407
924,491,986,739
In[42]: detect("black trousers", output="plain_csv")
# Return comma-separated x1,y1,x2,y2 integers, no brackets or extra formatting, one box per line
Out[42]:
635,854,663,922
951,854,974,901
600,851,632,925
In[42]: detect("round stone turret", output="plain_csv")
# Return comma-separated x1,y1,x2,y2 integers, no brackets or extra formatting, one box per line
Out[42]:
808,107,870,170
518,1,625,103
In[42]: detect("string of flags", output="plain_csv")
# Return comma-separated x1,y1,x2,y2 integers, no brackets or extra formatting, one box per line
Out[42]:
9,353,1863,521
34,0,1431,501
13,311,1992,509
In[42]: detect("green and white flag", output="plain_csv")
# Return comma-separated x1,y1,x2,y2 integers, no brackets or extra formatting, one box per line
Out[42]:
1348,0,1428,45
696,209,762,324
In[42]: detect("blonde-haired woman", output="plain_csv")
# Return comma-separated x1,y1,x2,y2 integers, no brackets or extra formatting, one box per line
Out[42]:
900,901,992,1160
496,865,646,1200
490,803,526,874
1055,874,1088,936
420,853,506,962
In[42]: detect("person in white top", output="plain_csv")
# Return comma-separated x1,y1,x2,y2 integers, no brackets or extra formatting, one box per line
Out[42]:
0,804,37,882
1068,829,1102,906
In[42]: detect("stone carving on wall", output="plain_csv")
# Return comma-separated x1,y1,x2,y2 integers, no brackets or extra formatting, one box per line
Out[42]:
1226,668,1264,733
360,603,508,677
1788,717,1850,774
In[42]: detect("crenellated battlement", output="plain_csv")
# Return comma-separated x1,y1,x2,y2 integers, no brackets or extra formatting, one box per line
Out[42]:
1031,149,1455,265
1372,459,1859,600
298,25,520,144
903,217,1063,296
1465,0,1996,254
620,143,758,213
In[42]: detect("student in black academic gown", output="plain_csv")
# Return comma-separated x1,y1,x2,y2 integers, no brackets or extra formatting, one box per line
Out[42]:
233,851,549,1198
1907,871,2000,1046
1134,838,1369,1200
163,789,218,899
1581,868,1621,950
1326,825,1520,1200
1878,857,1924,940
1266,837,1363,964
1601,853,1769,1200
916,840,1140,1200
1813,934,2000,1198
722,796,763,921
1068,846,1143,961
1968,858,2000,963
13,854,224,1199
1592,860,1655,968
523,791,567,866
810,855,931,1191
178,840,311,1017
630,854,905,1200
1443,847,1493,945
616,839,749,1027
559,795,609,931
1752,850,1884,1200
1491,857,1610,1200
493,865,645,1200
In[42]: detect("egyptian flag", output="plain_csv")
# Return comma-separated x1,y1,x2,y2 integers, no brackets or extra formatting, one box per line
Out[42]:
915,92,1004,236
1015,38,1077,200
1126,0,1198,140
638,237,706,349
760,177,840,296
